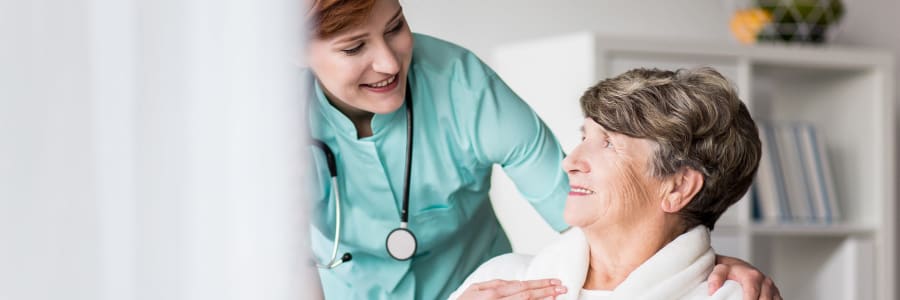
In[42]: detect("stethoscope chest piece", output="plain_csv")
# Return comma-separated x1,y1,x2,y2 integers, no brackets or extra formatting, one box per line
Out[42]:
386,226,417,261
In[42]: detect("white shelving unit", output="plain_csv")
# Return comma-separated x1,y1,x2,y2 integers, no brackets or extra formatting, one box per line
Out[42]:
488,32,894,300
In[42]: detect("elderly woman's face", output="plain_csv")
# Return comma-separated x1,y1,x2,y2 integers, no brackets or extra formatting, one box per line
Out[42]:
562,118,665,229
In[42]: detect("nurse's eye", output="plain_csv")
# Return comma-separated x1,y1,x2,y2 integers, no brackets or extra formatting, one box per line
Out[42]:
342,43,365,55
603,138,613,148
386,19,405,34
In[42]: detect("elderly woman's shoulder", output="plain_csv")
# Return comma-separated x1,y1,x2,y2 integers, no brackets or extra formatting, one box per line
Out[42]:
467,253,534,281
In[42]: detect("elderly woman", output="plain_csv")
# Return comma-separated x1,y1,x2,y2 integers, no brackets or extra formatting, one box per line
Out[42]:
450,67,763,300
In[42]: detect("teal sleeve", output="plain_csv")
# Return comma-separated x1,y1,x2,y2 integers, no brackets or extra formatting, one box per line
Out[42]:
467,68,570,232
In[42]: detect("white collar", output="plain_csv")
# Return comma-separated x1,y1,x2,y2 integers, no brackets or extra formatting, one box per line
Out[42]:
525,226,715,300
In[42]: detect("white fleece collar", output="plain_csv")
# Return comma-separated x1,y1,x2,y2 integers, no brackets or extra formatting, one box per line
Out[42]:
524,226,715,300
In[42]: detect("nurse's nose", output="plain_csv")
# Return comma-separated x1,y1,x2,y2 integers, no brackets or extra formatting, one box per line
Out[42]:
371,42,401,75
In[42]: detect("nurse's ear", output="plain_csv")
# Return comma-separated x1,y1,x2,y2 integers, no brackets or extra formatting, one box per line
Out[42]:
660,167,704,213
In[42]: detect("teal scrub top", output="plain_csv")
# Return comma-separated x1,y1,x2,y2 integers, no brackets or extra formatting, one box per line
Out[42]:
307,33,570,299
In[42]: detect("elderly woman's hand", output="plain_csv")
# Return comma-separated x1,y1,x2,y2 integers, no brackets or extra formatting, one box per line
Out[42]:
708,255,782,300
457,279,567,300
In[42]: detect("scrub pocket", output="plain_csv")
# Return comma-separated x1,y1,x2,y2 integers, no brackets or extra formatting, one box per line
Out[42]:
410,199,466,250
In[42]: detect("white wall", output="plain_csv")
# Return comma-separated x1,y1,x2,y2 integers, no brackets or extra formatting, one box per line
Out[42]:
404,0,900,66
402,0,900,285
404,0,731,60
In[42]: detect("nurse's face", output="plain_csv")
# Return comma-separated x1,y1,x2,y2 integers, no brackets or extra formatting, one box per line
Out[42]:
562,118,665,230
307,0,413,116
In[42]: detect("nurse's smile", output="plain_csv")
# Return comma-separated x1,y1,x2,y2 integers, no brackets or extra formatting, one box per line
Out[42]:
362,74,399,93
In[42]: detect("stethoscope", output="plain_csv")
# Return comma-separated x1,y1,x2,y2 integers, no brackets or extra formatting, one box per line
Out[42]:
311,83,417,269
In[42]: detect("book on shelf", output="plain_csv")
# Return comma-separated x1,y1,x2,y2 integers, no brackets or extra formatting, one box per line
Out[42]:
751,122,840,224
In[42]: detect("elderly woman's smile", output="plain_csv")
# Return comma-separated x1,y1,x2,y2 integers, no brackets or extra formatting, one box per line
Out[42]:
569,186,595,195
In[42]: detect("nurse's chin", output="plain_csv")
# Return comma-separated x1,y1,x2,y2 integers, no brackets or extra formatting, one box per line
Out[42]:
358,94,405,114
363,101,405,115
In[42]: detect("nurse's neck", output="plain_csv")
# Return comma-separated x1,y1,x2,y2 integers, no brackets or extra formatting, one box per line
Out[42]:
327,97,375,138
351,115,374,138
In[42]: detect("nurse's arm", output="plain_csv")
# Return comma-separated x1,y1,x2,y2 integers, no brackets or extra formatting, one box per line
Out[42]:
708,254,782,300
466,72,570,232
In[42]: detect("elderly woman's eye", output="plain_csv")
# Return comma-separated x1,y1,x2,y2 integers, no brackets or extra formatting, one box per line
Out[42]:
604,139,613,148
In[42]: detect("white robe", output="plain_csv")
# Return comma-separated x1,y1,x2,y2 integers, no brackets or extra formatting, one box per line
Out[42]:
448,226,741,300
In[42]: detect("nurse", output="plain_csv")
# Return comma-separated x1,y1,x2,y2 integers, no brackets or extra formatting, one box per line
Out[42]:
303,0,780,299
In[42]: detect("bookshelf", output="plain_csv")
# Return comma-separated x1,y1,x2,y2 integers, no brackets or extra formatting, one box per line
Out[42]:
488,32,894,300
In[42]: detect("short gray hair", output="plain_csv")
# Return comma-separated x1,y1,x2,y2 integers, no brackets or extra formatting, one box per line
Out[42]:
580,67,761,230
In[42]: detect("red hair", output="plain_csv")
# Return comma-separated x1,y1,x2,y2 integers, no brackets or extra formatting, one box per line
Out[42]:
307,0,377,38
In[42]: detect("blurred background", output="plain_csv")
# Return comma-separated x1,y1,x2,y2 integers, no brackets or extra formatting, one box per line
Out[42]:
1,0,897,299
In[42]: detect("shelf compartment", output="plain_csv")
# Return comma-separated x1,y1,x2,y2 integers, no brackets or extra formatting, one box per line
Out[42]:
748,223,875,236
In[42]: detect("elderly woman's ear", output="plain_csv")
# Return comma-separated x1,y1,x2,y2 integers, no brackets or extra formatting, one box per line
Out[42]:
660,167,704,213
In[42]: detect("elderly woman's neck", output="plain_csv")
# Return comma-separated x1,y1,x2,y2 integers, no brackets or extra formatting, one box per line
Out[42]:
581,217,685,291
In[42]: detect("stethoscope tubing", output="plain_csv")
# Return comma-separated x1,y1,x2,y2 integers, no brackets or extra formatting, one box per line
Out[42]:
400,87,413,224
310,141,347,269
310,82,416,266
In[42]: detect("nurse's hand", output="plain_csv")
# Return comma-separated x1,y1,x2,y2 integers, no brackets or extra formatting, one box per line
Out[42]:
457,279,567,300
708,255,782,300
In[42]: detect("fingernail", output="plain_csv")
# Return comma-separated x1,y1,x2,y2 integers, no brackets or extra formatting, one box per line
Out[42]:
555,286,567,293
550,279,561,285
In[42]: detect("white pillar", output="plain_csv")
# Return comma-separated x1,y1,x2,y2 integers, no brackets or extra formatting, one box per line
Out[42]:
1,0,316,298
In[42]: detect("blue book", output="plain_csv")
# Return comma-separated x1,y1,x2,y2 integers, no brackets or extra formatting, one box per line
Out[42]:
806,125,840,223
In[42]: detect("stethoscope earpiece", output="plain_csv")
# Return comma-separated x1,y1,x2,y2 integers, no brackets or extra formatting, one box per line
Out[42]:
317,251,351,269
